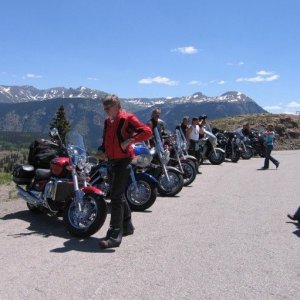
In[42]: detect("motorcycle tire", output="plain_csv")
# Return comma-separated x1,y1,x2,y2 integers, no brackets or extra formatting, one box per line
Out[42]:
179,161,197,186
157,170,184,197
208,149,225,165
63,193,107,238
125,179,157,211
231,151,241,163
241,146,253,160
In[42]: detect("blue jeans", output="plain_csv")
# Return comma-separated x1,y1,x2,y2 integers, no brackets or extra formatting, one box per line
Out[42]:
264,145,279,168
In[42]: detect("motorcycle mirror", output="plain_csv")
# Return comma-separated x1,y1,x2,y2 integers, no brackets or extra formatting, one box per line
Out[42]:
49,127,59,137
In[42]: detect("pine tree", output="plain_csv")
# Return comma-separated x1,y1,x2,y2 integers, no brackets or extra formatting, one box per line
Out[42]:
50,105,71,143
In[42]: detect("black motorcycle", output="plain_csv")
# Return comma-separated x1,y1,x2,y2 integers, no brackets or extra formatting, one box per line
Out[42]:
216,131,241,163
249,130,266,157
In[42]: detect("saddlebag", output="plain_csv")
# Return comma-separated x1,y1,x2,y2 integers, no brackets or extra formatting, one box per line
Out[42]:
28,139,62,169
12,164,35,185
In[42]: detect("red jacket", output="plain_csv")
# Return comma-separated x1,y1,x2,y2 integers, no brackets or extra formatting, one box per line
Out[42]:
100,110,152,160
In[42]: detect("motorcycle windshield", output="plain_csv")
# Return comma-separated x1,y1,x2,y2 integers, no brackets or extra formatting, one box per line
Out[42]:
65,131,87,158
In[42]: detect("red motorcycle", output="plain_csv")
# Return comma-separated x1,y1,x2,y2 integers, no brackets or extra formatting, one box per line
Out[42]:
12,128,107,238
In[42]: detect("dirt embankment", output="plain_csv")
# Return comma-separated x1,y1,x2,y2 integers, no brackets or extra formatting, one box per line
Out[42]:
212,113,300,151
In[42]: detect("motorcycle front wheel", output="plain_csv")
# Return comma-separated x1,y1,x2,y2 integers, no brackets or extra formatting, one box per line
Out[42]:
241,146,253,160
177,161,197,186
125,179,157,211
208,149,225,165
63,193,107,238
157,170,184,197
231,150,241,163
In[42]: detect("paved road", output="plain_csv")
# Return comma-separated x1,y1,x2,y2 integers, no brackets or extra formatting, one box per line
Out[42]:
0,151,299,300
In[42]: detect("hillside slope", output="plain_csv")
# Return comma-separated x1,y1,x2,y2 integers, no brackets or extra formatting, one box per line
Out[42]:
210,113,300,150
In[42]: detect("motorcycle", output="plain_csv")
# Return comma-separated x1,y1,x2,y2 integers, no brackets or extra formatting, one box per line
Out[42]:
216,131,241,163
148,128,184,196
12,128,107,238
236,135,254,159
89,145,159,212
164,130,197,186
249,130,266,157
198,130,226,165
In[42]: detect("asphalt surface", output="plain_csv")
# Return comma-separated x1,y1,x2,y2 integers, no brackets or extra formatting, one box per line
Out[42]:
0,150,299,300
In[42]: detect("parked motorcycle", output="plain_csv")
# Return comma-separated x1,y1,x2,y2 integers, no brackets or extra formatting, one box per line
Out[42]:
89,145,159,212
216,131,241,163
149,128,184,196
198,130,226,165
236,136,254,159
12,128,107,238
249,130,266,157
164,131,197,186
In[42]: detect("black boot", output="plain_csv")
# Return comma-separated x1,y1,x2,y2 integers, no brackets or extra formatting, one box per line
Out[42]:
123,218,135,236
99,227,123,249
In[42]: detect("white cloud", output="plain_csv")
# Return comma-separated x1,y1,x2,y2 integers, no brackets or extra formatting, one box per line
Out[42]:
172,46,198,54
227,61,245,66
88,77,99,81
22,73,43,79
286,101,300,108
138,76,178,86
257,70,274,76
218,80,226,85
236,70,279,83
188,80,204,86
264,105,282,110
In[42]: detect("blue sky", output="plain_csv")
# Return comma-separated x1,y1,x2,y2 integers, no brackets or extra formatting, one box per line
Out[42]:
1,0,300,114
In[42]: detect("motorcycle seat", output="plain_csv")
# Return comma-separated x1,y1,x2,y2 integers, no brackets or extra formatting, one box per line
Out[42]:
35,168,51,180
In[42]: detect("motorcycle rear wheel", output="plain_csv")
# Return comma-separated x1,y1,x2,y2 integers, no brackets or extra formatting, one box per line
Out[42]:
157,170,184,197
125,179,157,211
63,193,107,238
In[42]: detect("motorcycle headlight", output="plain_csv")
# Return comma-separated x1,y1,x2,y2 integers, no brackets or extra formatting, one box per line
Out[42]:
77,157,86,170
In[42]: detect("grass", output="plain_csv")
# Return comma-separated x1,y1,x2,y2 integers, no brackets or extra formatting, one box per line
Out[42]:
0,172,11,185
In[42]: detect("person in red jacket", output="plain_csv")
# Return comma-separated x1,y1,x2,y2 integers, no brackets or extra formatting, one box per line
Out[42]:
97,94,152,249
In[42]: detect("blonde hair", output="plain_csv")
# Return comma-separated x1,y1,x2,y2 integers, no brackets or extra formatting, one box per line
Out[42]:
102,94,121,108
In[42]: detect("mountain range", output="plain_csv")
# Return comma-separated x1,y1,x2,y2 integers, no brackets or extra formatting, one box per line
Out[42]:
0,85,267,149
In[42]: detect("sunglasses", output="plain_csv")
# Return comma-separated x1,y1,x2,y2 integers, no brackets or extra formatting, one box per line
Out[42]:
104,105,114,112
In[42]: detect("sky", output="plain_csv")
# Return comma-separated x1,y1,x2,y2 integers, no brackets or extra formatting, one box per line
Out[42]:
1,0,300,114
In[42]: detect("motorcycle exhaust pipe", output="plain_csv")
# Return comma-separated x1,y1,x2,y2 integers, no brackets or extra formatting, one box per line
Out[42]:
15,185,42,206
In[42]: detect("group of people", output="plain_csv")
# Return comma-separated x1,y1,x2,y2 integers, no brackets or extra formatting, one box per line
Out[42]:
97,94,284,249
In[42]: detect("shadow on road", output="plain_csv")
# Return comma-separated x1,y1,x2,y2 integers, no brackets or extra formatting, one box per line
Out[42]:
1,210,70,239
286,221,300,238
50,237,115,253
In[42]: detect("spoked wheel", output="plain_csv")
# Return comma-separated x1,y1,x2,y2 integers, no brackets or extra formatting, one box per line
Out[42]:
208,150,225,165
63,193,107,238
157,170,184,197
179,162,197,186
125,180,157,211
241,146,253,159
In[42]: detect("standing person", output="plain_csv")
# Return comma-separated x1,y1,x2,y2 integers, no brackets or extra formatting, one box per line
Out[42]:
147,108,166,146
97,95,152,249
198,114,212,133
187,117,202,162
260,124,279,170
176,116,190,140
235,123,250,139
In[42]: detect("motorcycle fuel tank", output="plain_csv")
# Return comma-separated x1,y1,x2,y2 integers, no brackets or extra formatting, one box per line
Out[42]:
50,157,70,177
